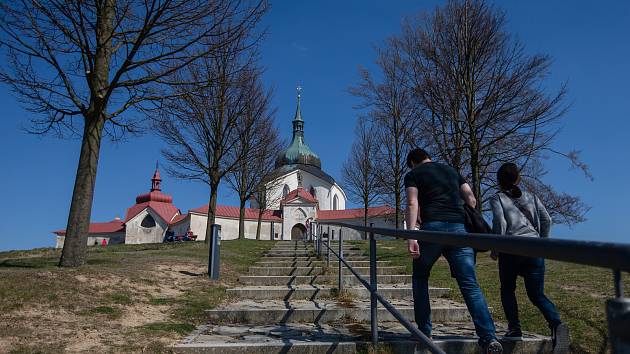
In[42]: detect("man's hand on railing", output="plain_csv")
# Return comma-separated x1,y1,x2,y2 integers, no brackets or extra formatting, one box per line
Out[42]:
408,239,420,259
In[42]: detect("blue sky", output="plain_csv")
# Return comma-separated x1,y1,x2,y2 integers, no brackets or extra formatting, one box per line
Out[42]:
0,0,628,251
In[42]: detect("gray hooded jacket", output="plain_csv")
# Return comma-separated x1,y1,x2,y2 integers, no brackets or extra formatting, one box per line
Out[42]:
489,190,552,238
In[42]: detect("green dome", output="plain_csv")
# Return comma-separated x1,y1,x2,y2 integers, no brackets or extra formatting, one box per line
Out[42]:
275,94,321,169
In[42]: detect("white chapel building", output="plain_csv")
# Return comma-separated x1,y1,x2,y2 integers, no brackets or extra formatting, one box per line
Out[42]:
53,93,395,247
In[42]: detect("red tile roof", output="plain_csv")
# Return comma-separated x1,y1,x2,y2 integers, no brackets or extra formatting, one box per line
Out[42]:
170,213,188,225
125,201,180,223
281,187,317,204
190,204,283,221
318,206,395,220
53,219,125,236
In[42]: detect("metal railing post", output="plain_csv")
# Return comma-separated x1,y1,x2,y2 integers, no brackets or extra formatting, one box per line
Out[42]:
317,225,322,259
338,228,344,293
208,224,221,280
369,223,378,346
607,270,630,354
326,230,335,267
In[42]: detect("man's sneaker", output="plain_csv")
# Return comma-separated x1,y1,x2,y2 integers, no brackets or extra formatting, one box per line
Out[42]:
504,329,523,339
552,323,570,354
483,339,503,354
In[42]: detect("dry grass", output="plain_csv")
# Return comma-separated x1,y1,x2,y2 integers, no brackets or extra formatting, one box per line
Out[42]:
0,240,275,353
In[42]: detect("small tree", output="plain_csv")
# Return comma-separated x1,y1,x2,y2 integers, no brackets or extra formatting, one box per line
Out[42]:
226,71,281,239
394,0,590,221
0,0,267,266
154,23,264,243
342,117,380,237
350,44,420,229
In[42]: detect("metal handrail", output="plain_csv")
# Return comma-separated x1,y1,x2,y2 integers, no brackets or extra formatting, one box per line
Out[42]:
318,229,444,354
315,221,630,354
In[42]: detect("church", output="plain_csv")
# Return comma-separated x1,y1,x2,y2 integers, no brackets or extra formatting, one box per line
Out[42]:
53,93,395,248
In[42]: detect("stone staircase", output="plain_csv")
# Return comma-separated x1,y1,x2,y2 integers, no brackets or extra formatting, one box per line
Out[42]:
175,241,551,353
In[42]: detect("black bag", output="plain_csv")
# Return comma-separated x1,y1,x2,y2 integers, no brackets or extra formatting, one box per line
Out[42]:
463,204,491,234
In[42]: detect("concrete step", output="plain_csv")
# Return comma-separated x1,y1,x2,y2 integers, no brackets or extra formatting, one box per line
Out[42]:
259,256,368,262
206,299,469,325
255,260,392,267
225,285,450,300
175,322,551,354
238,274,412,286
264,251,364,257
248,266,406,276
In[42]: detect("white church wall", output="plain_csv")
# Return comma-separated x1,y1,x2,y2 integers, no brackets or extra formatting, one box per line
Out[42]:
125,208,170,244
264,168,347,211
55,232,125,249
318,215,396,241
282,203,317,240
187,212,282,241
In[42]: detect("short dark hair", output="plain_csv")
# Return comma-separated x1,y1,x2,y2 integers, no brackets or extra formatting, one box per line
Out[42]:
406,148,431,168
497,163,520,190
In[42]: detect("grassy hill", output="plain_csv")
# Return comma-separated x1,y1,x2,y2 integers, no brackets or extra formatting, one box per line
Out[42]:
351,239,629,354
0,240,275,353
1,239,626,353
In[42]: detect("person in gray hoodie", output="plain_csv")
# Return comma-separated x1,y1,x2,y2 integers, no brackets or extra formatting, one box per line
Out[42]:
490,163,570,354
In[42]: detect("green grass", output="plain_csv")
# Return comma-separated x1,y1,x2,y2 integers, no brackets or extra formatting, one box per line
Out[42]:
350,239,629,354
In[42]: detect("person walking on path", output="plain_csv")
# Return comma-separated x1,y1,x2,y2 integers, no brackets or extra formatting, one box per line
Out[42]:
489,162,570,354
404,148,503,354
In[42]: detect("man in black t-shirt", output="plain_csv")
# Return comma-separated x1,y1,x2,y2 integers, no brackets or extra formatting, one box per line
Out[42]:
404,148,502,354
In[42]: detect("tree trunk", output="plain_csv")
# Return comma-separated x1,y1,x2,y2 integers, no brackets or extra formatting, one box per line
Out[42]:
238,198,246,239
394,189,401,229
256,211,263,240
363,202,368,240
204,182,219,243
58,117,105,267
58,0,113,268
470,140,482,211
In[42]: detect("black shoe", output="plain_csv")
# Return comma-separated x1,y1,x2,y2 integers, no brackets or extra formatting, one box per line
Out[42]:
552,323,570,354
504,329,523,339
483,339,503,354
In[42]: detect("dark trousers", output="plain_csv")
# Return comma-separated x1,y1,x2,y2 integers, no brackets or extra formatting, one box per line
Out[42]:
498,254,561,330
412,221,496,345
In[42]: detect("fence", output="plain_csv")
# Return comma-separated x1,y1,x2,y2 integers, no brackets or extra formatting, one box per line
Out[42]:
313,222,630,354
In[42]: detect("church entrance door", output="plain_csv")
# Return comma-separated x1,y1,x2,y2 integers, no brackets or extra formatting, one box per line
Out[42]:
291,224,307,240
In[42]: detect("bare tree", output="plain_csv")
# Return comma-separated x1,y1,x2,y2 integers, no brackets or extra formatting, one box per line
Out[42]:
350,44,420,229
252,177,283,240
342,117,380,236
392,0,590,222
154,23,264,244
0,0,267,266
226,71,282,239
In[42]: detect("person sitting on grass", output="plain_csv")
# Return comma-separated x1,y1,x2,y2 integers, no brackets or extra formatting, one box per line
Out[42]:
489,162,570,354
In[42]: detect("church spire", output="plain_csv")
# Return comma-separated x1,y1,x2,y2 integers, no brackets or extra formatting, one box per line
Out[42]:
151,163,162,192
292,86,304,138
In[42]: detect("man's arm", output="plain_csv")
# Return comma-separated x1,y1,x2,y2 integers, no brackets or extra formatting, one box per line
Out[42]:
459,183,477,208
405,186,421,259
405,186,420,230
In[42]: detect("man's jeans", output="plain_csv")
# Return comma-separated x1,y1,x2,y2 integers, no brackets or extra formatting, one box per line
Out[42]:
498,254,561,330
412,221,497,345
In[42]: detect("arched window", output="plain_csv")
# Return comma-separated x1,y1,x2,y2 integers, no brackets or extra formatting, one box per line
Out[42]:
141,214,156,228
333,195,339,210
309,186,316,199
283,184,290,197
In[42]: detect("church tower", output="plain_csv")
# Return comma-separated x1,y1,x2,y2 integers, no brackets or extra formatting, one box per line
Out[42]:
274,89,322,169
